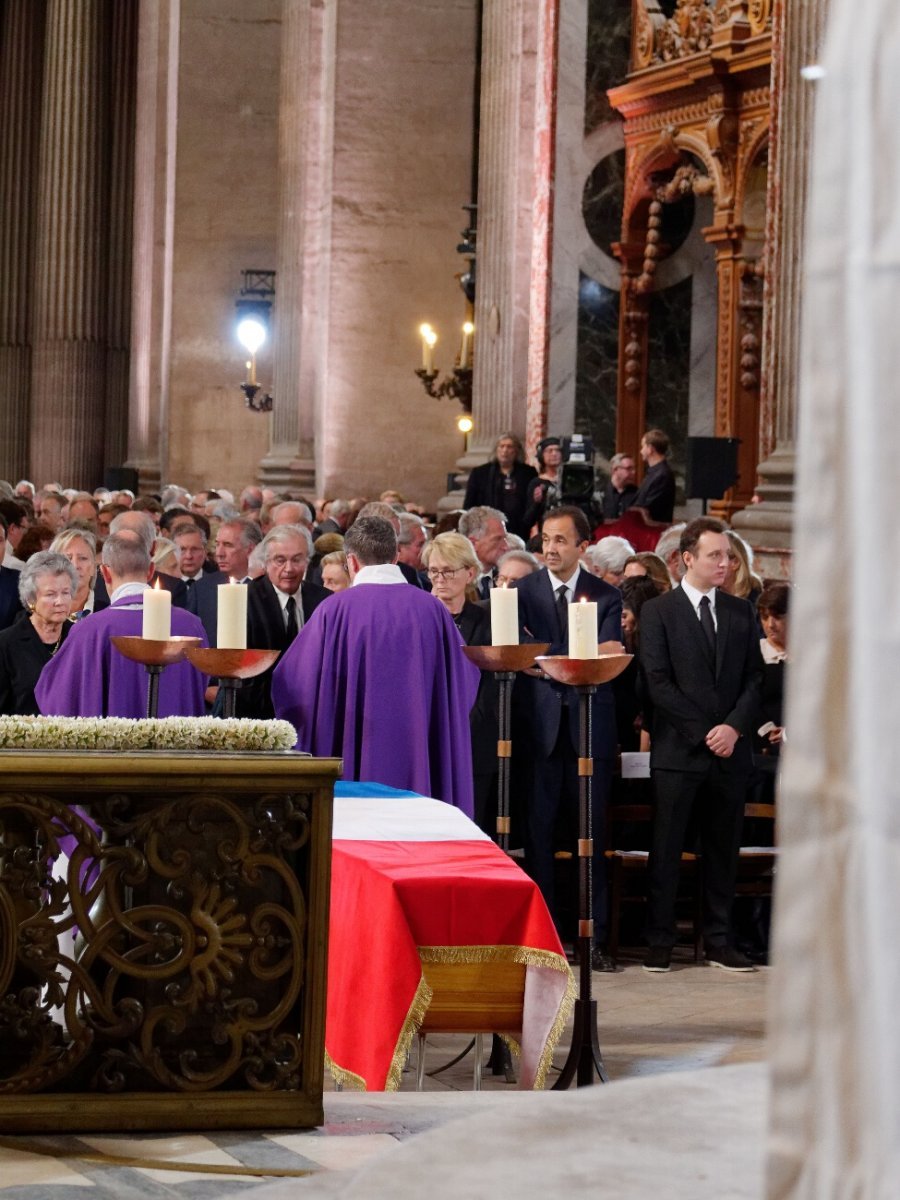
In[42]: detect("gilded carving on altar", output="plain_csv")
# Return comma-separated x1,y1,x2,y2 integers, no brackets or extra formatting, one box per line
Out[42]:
631,0,772,70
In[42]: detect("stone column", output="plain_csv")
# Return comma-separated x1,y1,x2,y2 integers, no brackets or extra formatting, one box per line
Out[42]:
104,0,138,473
30,0,109,490
0,0,44,483
465,0,539,471
126,0,179,495
257,0,327,494
732,0,828,577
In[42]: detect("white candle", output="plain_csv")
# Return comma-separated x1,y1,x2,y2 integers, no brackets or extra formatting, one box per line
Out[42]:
142,584,171,640
490,586,519,646
460,321,474,370
568,599,598,659
217,578,248,649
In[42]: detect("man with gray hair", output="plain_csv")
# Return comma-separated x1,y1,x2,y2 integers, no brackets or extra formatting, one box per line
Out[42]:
586,535,636,587
36,532,207,719
355,501,425,587
272,516,479,813
653,522,687,585
234,525,330,719
100,510,188,607
214,517,263,583
458,505,509,600
314,498,351,538
397,511,428,580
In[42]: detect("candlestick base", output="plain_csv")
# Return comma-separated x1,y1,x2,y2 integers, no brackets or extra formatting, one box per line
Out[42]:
535,653,632,688
111,636,203,721
110,636,202,668
184,648,281,720
462,644,550,673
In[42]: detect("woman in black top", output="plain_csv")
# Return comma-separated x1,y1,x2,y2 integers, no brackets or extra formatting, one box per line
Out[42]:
0,552,77,715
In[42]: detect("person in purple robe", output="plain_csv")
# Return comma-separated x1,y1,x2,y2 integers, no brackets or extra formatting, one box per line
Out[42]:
271,516,480,816
35,531,208,719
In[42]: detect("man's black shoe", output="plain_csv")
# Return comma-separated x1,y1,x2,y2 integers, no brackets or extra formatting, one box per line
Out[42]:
642,947,672,973
590,946,617,973
705,945,756,973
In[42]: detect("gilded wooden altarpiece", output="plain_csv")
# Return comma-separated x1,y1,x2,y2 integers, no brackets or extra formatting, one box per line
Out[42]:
609,0,773,518
0,752,339,1131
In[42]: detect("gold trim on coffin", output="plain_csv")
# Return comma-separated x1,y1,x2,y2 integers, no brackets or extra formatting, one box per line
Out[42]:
326,946,575,1092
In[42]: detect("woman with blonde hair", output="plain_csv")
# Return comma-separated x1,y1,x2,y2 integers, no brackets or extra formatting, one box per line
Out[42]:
50,528,106,619
722,529,763,605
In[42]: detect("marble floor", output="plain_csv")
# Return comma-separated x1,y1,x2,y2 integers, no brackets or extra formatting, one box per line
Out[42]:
0,951,768,1198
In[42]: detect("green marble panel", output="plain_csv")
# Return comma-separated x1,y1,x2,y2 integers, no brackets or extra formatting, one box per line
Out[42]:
575,274,619,456
646,276,692,487
585,0,632,135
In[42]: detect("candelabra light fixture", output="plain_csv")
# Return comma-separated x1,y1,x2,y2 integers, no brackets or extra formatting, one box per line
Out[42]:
414,207,476,413
235,269,275,412
414,319,474,411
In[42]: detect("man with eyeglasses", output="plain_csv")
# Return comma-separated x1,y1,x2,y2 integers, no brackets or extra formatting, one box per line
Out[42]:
234,524,331,719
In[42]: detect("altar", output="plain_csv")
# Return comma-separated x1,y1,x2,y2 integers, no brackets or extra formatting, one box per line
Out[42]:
0,747,340,1133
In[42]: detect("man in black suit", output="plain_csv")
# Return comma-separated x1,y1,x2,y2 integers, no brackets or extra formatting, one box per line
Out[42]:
175,525,226,645
639,517,763,973
236,525,330,719
630,428,676,523
513,505,623,970
463,432,537,539
601,452,638,521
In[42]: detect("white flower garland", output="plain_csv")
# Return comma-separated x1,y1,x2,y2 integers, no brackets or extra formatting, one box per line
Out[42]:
0,716,298,753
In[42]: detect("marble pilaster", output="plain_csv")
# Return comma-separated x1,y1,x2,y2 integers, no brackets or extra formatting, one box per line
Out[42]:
0,0,43,483
30,0,109,490
465,0,537,469
733,0,828,577
104,0,138,473
257,0,326,494
126,0,179,496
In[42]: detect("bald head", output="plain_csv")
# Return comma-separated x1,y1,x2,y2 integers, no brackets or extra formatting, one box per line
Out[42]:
109,510,156,553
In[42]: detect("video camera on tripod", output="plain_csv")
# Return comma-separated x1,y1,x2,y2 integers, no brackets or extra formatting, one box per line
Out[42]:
543,434,599,525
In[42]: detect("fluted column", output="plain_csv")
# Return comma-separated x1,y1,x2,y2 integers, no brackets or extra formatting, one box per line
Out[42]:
0,0,45,481
30,0,109,490
126,0,179,495
465,0,538,469
257,0,326,493
104,0,137,472
732,0,827,577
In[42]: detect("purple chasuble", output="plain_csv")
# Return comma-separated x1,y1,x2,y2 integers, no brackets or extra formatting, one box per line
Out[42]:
271,583,480,816
35,596,208,719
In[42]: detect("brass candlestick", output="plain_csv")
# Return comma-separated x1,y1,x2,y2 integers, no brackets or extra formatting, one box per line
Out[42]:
110,636,203,719
536,653,632,1089
462,643,550,851
184,647,281,718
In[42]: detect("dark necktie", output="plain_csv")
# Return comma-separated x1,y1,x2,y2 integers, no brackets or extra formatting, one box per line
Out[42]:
556,584,569,641
698,594,716,656
479,575,492,602
184,577,195,594
285,595,299,642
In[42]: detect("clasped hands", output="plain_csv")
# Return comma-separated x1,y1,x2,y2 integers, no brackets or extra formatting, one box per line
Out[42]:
706,723,739,757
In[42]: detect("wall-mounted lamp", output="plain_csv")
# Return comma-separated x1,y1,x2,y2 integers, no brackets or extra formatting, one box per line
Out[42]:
413,208,476,413
235,269,275,412
456,414,474,435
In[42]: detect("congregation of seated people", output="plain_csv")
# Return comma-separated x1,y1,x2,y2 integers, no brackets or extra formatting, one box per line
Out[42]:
0,431,788,970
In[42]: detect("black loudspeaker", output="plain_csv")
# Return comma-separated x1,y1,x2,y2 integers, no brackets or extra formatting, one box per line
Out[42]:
684,437,740,500
104,467,140,493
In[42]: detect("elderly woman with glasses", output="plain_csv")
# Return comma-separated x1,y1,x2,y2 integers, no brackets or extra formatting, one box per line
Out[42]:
0,551,77,715
421,532,498,819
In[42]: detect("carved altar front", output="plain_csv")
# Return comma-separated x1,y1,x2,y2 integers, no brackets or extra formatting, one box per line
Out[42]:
610,0,773,519
0,751,339,1132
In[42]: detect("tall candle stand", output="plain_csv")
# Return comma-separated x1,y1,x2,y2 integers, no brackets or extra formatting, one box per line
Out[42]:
184,647,281,717
462,643,549,851
110,636,202,719
536,652,632,1089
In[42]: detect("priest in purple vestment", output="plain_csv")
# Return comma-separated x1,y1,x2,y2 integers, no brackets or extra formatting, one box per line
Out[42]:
271,516,480,815
35,531,208,719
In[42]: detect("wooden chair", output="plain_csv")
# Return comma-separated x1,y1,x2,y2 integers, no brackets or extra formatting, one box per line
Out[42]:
605,800,704,962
